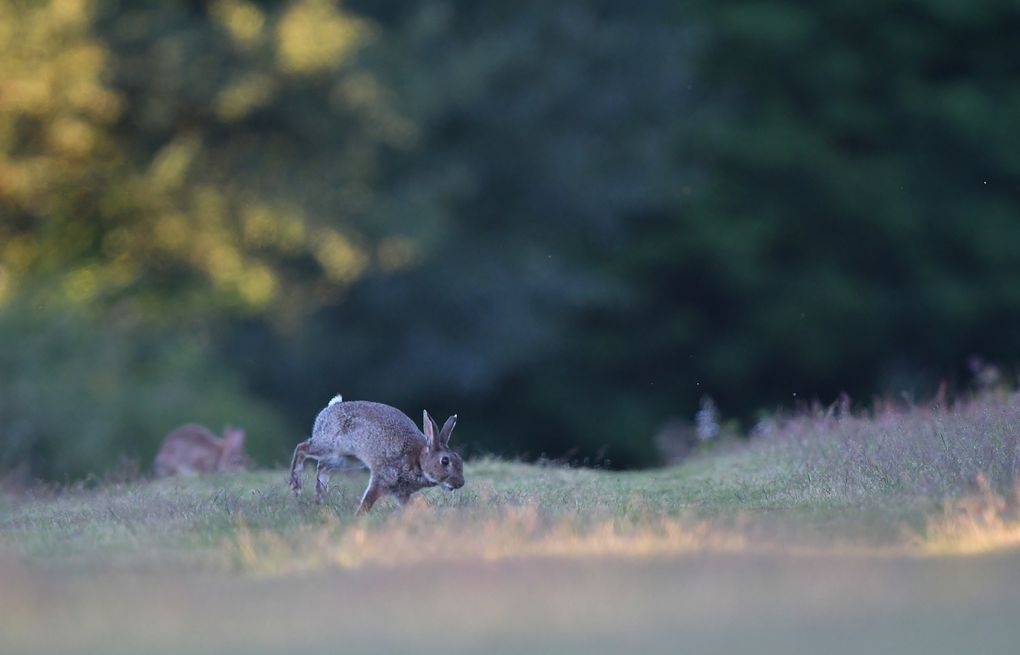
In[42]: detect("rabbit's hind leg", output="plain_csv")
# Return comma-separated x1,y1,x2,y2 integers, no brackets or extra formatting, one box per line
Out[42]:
314,456,361,502
315,460,332,502
289,440,311,495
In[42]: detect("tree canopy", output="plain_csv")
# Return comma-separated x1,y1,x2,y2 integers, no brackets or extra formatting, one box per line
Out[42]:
2,0,1018,478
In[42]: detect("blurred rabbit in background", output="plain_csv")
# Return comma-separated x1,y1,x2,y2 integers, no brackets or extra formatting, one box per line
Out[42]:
154,424,252,477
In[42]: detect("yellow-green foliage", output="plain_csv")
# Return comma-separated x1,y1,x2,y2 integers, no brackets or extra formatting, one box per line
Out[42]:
0,0,399,320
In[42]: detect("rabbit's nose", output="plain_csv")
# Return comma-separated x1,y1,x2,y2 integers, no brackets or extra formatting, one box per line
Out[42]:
449,478,464,490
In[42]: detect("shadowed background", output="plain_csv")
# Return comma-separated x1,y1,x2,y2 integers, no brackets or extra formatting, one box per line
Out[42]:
1,0,1018,478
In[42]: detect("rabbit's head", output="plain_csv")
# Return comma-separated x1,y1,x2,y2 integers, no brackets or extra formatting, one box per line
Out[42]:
421,411,464,491
218,426,251,471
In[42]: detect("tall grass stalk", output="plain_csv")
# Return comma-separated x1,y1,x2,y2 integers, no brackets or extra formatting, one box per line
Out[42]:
754,391,1020,500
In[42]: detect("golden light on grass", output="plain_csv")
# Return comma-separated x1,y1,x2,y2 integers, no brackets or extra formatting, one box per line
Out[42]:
231,493,1020,577
231,501,748,576
921,476,1020,556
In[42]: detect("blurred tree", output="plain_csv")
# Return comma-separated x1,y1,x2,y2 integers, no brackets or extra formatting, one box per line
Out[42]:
0,0,402,477
0,295,291,481
674,0,1020,411
221,1,696,466
0,0,126,306
2,0,409,321
2,0,1019,477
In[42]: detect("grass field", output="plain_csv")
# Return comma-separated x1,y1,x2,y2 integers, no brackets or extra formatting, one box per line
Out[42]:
3,395,1020,654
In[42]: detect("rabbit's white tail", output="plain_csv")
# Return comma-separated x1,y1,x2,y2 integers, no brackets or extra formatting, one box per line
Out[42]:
328,394,344,406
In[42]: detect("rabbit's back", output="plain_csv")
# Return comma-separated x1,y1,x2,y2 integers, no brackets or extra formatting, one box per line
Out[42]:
154,424,222,477
311,400,425,464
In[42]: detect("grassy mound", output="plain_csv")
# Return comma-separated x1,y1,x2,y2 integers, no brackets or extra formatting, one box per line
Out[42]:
3,393,1020,654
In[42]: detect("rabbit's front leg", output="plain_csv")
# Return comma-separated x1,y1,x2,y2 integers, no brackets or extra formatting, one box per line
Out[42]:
356,476,383,515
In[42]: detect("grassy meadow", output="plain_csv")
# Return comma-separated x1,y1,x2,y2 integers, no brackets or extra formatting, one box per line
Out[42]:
3,393,1020,654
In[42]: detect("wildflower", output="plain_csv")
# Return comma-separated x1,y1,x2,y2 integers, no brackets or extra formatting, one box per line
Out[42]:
695,396,719,441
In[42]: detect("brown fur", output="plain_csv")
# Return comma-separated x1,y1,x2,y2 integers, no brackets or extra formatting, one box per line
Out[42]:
154,424,251,477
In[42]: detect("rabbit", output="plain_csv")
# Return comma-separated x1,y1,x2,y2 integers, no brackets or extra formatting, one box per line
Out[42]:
154,424,252,477
289,395,464,514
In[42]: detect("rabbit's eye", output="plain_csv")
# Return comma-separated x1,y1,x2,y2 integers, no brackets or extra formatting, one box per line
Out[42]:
441,456,450,466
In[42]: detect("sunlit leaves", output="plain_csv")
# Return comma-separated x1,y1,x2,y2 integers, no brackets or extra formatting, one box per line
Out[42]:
210,0,266,49
276,0,372,74
0,0,410,320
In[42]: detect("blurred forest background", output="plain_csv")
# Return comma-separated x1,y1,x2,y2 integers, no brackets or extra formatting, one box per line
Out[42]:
2,0,1018,480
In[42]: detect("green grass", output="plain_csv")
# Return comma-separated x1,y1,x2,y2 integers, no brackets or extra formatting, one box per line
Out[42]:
3,446,1020,654
0,451,902,564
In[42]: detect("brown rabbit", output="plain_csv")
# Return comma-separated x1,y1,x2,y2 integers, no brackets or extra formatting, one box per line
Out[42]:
289,395,464,514
154,424,252,477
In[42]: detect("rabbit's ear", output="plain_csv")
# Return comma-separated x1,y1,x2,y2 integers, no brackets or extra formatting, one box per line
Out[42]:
439,414,457,447
423,410,440,449
223,426,246,451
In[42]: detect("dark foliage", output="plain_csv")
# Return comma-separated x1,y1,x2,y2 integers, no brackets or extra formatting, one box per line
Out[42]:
1,1,1018,476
